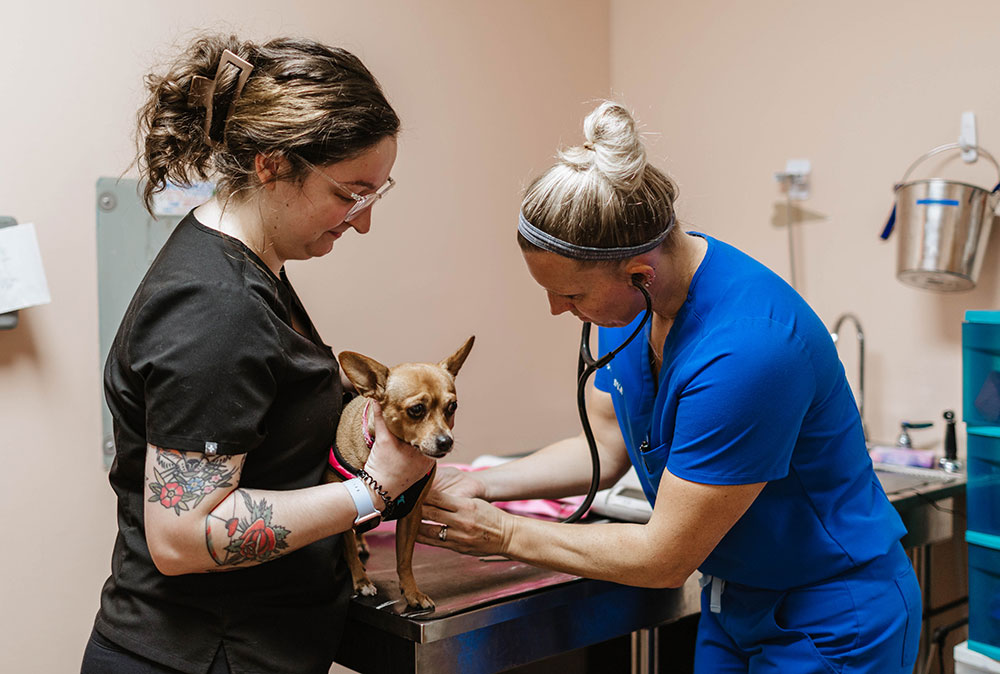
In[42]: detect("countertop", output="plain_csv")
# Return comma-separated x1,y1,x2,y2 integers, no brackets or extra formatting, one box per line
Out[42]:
874,463,966,509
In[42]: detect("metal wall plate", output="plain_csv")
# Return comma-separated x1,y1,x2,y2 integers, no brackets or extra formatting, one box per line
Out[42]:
96,178,186,467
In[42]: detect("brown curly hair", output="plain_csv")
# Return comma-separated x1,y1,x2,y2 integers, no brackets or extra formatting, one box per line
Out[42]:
136,34,400,214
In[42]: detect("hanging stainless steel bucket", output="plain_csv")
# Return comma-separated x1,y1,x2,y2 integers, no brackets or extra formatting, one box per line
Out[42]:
880,143,1000,291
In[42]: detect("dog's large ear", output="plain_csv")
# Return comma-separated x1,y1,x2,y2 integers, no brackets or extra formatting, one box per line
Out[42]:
440,336,475,377
338,352,390,400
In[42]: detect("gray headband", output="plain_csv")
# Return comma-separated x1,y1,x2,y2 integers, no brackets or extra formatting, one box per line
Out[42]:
517,212,674,261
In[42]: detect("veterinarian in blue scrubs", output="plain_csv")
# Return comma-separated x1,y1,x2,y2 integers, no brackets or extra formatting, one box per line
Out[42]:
419,101,921,673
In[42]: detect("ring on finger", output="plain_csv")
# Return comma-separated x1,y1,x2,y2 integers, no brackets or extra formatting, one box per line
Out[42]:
438,524,448,541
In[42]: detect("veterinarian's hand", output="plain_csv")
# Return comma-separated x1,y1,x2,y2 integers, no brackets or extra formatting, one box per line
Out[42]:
363,402,435,502
416,490,513,557
431,466,487,500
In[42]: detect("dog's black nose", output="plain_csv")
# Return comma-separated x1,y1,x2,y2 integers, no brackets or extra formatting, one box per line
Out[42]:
435,435,453,453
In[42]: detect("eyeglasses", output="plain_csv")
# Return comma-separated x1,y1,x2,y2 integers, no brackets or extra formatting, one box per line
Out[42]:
296,155,396,222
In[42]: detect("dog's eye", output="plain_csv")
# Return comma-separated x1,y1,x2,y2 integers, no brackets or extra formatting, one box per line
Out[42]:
407,404,426,419
446,401,458,416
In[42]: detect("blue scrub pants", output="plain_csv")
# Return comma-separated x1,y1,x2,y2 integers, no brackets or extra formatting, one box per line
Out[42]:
694,543,921,673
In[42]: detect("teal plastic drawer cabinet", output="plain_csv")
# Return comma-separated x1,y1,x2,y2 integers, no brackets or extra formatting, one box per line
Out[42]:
968,428,1000,538
964,311,1000,426
966,531,1000,660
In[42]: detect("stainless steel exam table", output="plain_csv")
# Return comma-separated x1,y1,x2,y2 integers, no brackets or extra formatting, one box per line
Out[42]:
334,466,965,674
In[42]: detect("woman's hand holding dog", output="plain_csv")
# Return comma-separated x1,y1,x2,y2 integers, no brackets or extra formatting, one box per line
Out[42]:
430,466,488,500
419,467,510,556
416,490,513,557
362,401,435,503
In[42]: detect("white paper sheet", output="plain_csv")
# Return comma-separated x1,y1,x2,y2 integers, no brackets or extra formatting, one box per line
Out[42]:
0,222,52,314
152,181,215,216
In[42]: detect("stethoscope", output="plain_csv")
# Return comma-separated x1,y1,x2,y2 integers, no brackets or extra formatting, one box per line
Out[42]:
561,277,653,523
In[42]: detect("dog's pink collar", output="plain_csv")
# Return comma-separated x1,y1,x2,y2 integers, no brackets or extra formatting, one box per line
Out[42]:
362,399,375,450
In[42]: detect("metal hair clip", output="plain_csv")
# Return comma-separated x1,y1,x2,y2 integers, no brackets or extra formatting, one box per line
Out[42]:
187,49,254,146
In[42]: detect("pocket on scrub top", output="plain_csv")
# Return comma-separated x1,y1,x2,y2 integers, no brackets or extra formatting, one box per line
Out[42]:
893,566,922,668
638,441,669,482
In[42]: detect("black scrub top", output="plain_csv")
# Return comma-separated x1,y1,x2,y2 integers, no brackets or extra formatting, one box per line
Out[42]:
95,212,349,674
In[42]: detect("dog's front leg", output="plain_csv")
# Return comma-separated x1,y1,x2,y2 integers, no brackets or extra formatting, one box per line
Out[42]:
342,528,377,597
396,465,436,610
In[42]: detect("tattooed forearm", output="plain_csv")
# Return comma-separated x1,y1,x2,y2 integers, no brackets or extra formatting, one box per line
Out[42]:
143,445,325,574
147,448,240,515
205,490,291,568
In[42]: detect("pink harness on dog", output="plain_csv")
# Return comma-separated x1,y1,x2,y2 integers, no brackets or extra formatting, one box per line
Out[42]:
328,400,376,480
328,400,432,521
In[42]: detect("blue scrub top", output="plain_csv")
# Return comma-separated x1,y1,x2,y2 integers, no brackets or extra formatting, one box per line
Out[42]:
594,233,905,590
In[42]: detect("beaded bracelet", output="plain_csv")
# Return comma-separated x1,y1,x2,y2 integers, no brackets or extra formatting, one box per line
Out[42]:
357,468,394,514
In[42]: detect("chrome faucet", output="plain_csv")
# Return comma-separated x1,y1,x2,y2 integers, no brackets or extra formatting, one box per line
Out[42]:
830,313,866,442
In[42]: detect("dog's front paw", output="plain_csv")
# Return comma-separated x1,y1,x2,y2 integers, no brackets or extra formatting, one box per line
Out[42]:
403,589,435,610
354,579,377,597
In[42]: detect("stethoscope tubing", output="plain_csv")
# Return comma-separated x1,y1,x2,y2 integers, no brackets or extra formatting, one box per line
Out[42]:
562,283,653,523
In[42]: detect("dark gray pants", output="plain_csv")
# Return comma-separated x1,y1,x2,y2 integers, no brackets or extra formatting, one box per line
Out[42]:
81,628,230,674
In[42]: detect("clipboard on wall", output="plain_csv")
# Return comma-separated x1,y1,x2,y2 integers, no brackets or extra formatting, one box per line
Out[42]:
0,216,18,330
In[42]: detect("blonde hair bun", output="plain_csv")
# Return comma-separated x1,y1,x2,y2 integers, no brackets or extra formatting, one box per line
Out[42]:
560,101,647,193
520,100,676,255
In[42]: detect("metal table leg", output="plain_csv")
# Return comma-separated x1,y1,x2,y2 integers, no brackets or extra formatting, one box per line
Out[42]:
631,627,659,674
909,545,931,674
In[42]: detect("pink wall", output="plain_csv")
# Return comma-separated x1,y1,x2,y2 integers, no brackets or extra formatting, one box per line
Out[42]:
0,2,609,670
4,1,996,670
611,0,1000,449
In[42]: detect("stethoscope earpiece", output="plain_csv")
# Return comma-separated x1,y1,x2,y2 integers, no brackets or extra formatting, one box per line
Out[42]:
631,273,653,290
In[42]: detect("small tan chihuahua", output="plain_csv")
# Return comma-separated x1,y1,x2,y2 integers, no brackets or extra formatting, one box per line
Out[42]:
327,336,475,610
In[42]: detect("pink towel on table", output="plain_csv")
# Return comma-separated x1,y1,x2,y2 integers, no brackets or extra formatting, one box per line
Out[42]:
441,463,588,520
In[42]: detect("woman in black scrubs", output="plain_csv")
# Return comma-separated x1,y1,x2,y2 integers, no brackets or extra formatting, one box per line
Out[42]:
82,35,432,674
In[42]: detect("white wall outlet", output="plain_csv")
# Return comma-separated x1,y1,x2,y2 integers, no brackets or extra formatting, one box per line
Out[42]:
960,111,978,163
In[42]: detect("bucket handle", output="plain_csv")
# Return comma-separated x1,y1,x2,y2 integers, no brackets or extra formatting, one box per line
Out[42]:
897,142,1000,188
880,142,1000,240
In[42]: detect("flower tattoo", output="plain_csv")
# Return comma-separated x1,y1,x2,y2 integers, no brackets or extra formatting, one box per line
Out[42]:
159,483,184,509
206,492,290,566
147,450,238,516
148,448,292,569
